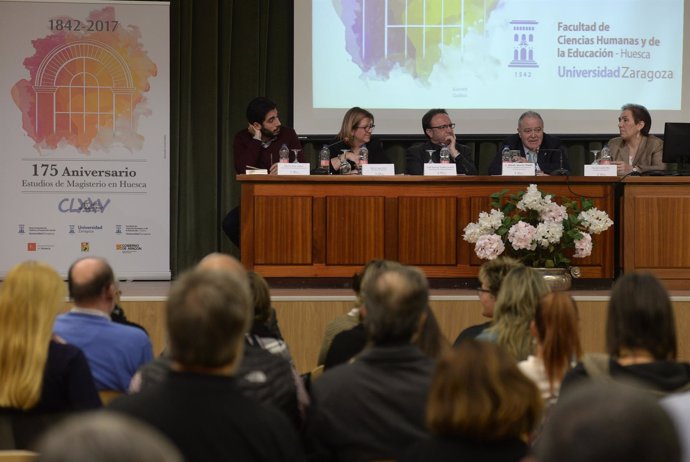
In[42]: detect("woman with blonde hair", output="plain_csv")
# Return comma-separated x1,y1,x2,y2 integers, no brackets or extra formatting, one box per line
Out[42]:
402,340,542,461
0,260,100,448
478,266,550,361
327,106,390,174
519,292,582,405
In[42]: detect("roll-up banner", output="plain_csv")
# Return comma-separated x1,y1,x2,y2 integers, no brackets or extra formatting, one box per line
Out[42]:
0,0,170,279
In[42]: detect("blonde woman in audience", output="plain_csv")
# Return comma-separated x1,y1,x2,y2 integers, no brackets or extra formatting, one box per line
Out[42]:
402,340,542,461
478,266,550,361
0,261,100,449
519,292,582,407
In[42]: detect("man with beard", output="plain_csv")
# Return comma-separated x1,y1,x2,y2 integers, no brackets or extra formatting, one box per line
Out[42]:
224,97,303,246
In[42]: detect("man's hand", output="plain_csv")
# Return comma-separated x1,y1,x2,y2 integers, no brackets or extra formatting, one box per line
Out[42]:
248,123,262,141
444,135,459,158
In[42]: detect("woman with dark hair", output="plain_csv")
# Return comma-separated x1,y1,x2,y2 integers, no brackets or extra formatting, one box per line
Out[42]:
327,107,390,174
607,103,665,174
519,292,582,407
401,340,542,461
560,272,690,397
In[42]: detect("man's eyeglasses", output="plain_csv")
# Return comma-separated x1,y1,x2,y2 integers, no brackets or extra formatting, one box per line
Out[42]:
476,287,492,295
356,124,375,131
429,123,456,130
520,127,543,135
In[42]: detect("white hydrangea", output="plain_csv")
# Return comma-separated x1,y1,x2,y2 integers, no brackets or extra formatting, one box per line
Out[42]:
579,208,614,234
477,209,504,230
540,202,568,223
535,221,564,247
517,184,550,212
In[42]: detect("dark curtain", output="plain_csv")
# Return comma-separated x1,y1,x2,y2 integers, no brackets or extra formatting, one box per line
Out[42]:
170,0,294,275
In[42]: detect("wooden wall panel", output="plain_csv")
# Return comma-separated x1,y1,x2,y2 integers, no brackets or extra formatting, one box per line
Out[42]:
254,196,312,264
398,197,457,265
326,196,385,265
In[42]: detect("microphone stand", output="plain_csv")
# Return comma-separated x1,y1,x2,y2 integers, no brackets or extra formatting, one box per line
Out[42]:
544,148,569,176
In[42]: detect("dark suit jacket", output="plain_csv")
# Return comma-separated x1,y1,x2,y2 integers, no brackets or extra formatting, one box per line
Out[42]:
326,137,390,174
406,140,477,175
488,133,569,175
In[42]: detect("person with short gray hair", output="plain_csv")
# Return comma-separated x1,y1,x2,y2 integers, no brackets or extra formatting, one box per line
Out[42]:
307,264,436,461
109,269,304,462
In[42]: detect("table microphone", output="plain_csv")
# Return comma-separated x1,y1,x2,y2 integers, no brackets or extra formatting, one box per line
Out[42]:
541,148,569,176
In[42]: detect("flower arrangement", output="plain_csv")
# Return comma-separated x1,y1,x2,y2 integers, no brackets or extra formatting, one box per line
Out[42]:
462,184,613,268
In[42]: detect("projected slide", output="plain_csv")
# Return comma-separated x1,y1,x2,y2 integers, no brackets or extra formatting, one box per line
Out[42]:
314,0,683,110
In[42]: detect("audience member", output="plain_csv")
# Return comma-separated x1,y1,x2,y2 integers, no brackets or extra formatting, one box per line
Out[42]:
109,269,304,461
414,308,450,360
478,266,550,361
130,253,303,428
453,257,522,345
488,111,569,175
223,96,303,247
608,103,665,174
318,260,389,367
109,279,147,334
406,108,477,175
519,292,582,406
53,257,153,392
663,390,690,462
536,382,681,462
402,340,542,462
327,107,390,174
37,412,182,462
0,261,100,449
560,272,690,397
307,263,435,461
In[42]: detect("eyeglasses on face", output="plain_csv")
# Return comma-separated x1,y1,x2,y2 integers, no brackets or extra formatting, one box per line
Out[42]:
520,127,543,135
429,123,456,130
476,287,492,295
356,124,375,131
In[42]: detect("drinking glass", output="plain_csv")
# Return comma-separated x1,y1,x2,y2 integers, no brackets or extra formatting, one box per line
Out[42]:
339,149,352,174
590,150,600,165
291,149,302,163
426,149,435,164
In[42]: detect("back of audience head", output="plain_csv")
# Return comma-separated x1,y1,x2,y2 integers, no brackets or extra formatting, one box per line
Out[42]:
352,259,396,309
491,266,550,360
535,292,582,392
414,309,449,359
197,252,250,301
0,260,65,409
361,263,428,346
478,257,522,317
536,382,680,462
607,271,676,361
67,256,115,306
248,271,272,323
427,340,542,441
166,269,251,371
37,412,182,462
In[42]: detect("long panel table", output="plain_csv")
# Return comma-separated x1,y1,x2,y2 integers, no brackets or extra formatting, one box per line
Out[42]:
239,175,617,279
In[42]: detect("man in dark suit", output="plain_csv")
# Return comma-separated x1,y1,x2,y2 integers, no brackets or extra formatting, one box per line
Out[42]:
488,110,570,175
405,108,477,175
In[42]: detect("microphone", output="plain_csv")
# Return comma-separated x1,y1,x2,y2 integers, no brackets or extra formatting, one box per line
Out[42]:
541,148,569,176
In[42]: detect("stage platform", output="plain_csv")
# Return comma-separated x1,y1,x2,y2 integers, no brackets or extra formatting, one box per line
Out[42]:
118,281,690,374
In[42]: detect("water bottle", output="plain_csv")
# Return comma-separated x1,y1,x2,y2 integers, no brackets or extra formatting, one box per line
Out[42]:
319,145,331,173
279,144,290,163
600,145,612,165
501,146,511,163
439,145,451,164
339,152,352,174
358,146,369,174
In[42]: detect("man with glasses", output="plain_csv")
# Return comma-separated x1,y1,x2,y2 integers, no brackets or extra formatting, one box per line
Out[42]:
488,110,569,175
405,108,477,175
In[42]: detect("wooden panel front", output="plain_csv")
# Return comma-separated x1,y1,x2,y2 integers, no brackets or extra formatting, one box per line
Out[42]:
326,196,385,265
623,180,690,287
398,197,457,265
254,196,312,264
240,176,618,279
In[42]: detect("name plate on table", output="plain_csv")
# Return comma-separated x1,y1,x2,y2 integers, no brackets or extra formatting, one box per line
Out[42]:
245,169,268,175
277,163,310,175
584,164,617,176
362,164,395,176
502,162,535,176
424,163,456,176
